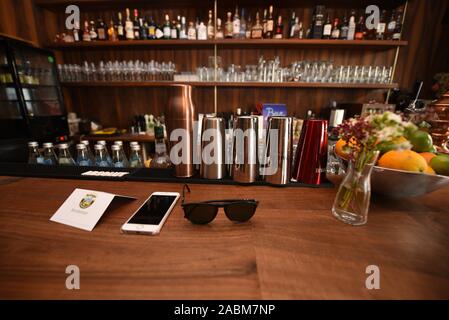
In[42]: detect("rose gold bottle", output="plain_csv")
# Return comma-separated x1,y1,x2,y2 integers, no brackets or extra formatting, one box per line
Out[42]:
166,85,196,177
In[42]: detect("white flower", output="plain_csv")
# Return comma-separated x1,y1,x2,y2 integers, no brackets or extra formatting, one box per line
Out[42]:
385,112,403,124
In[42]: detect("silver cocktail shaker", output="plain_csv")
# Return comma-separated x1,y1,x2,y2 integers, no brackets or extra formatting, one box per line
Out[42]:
200,117,226,179
263,116,293,185
232,116,259,183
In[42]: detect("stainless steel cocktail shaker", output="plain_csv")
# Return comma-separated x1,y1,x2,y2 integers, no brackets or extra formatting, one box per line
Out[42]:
263,116,293,185
200,117,226,179
231,116,259,183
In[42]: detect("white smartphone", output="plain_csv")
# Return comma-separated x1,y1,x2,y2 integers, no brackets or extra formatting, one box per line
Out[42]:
121,192,180,235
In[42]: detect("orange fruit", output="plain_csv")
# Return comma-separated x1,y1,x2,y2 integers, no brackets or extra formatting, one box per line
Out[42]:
335,138,357,160
378,150,428,173
424,166,436,175
419,152,436,165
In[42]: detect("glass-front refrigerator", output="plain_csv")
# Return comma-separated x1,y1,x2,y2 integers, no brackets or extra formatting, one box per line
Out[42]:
0,36,69,162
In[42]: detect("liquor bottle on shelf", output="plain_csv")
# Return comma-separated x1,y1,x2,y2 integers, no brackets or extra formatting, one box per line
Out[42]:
155,21,164,39
330,18,340,39
215,18,224,39
170,20,178,39
288,11,299,38
364,11,377,40
108,19,118,41
251,11,263,39
197,21,207,40
73,21,80,42
232,6,240,38
207,10,215,39
347,10,356,40
133,9,140,39
298,21,304,39
116,12,125,40
355,16,365,40
195,17,200,34
240,8,247,39
176,15,182,35
392,7,404,40
262,9,268,37
125,8,134,40
150,124,171,169
245,14,252,39
163,14,171,39
187,21,197,40
225,12,233,38
376,10,387,40
312,5,325,39
322,14,332,39
274,15,283,39
180,16,188,39
140,17,148,39
340,13,349,39
97,16,107,40
386,10,396,40
147,16,156,39
265,5,274,38
82,20,91,41
89,20,98,40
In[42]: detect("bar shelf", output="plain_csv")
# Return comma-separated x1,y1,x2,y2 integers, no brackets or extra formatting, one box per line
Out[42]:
60,81,399,89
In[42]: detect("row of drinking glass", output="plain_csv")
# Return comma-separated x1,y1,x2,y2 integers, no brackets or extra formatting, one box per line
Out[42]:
28,140,145,168
58,60,177,82
197,60,393,83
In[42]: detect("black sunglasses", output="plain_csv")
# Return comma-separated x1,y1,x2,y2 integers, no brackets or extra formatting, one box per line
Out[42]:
181,184,259,224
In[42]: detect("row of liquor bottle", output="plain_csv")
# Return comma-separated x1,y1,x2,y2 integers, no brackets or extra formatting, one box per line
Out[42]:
55,5,404,43
27,137,171,169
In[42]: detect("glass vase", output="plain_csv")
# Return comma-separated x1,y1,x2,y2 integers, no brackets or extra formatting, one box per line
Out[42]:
332,151,379,226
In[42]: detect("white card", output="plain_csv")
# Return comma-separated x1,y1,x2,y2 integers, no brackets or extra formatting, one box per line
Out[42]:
50,188,136,231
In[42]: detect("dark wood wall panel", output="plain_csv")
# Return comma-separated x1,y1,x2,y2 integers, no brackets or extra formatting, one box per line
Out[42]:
0,0,39,44
395,0,449,98
64,86,215,128
216,87,386,116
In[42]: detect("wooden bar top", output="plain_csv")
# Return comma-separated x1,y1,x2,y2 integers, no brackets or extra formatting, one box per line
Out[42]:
0,176,448,299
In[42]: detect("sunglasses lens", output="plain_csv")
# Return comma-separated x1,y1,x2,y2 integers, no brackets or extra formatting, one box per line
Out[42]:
184,204,218,224
224,202,257,222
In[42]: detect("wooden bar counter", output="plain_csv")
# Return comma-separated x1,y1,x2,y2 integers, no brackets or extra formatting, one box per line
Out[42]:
0,176,448,299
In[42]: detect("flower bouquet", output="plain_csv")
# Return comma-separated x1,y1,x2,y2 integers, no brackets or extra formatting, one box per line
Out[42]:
331,112,417,225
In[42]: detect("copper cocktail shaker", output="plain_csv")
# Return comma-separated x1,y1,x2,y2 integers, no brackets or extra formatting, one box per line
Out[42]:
166,85,196,177
292,119,328,185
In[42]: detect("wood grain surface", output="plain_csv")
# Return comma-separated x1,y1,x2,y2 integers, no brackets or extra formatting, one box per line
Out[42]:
0,176,448,299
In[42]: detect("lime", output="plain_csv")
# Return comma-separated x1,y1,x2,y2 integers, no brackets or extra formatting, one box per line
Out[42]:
430,154,449,176
409,130,434,153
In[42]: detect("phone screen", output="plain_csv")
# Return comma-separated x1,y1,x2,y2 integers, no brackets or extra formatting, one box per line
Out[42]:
128,195,177,225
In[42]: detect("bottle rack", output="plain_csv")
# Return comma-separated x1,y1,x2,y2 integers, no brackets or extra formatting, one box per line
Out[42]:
35,0,409,127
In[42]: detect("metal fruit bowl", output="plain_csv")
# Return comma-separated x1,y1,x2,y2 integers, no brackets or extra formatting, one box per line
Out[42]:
327,156,449,198
370,166,449,198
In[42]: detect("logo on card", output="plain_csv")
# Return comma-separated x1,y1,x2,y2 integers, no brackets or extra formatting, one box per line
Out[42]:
79,194,96,209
